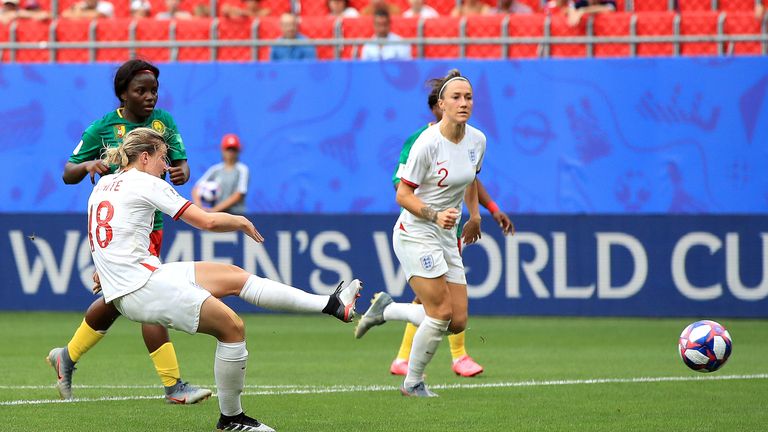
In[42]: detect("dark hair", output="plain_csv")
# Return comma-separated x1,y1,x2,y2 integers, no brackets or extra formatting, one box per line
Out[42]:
113,59,160,106
426,69,464,104
373,7,390,19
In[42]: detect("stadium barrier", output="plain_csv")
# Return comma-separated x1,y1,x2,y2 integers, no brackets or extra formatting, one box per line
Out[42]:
1,214,766,317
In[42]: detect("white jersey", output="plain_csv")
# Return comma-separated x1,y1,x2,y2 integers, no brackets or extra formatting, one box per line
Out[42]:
395,122,486,238
87,169,191,303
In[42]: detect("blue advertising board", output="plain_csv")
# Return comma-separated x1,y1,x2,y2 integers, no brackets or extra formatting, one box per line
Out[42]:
1,214,766,317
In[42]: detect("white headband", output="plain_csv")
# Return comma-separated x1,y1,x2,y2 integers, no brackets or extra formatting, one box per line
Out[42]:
439,76,470,99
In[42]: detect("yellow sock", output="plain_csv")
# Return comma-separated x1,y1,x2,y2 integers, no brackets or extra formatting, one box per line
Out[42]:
149,342,181,387
449,331,467,361
66,319,105,362
395,323,418,360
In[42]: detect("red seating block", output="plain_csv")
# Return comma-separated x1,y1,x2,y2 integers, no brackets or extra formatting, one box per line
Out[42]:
54,18,91,63
679,11,721,55
299,0,328,16
464,15,504,59
217,18,255,61
0,21,10,62
94,17,131,62
634,11,676,56
13,19,51,63
176,17,213,62
340,16,373,59
390,16,418,57
256,15,280,60
677,0,713,11
507,13,545,58
429,0,455,15
632,0,671,11
422,16,460,58
549,13,587,57
718,0,755,12
299,16,338,60
592,12,633,57
134,18,171,62
723,11,764,55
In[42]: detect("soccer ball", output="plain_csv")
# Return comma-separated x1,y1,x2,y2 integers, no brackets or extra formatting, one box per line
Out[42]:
678,320,732,373
197,180,220,206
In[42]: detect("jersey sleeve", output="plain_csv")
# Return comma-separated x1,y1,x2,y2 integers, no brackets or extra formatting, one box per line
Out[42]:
475,134,486,173
160,111,187,162
398,135,433,189
68,126,104,164
236,164,249,194
144,176,192,220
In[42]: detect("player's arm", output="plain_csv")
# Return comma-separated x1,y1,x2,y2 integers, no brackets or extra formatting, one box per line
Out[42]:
477,179,514,235
396,181,458,230
167,159,189,185
461,179,482,245
179,203,263,243
63,132,110,184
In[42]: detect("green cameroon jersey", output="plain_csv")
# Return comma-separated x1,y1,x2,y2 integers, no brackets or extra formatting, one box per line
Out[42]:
68,108,188,231
391,123,464,238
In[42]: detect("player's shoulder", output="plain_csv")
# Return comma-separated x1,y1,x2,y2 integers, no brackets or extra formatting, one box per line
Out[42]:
465,124,487,143
413,123,441,147
151,108,174,121
85,110,121,133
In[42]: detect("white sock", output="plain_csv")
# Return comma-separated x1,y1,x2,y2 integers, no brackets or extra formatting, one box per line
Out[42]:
404,316,449,388
383,302,425,326
214,341,248,416
239,275,327,313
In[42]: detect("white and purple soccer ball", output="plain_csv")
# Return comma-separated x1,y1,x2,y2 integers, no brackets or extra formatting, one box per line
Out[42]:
678,320,732,373
198,180,220,207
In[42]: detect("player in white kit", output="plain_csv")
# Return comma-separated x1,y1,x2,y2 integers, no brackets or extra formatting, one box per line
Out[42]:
355,70,484,397
88,127,362,431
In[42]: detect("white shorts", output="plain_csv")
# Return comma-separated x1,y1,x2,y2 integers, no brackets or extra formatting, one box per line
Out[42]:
393,228,466,284
112,262,211,335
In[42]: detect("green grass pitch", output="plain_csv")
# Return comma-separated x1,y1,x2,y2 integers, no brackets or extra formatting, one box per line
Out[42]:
1,312,767,431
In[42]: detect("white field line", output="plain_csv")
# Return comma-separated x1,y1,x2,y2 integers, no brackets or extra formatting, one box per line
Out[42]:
1,373,766,406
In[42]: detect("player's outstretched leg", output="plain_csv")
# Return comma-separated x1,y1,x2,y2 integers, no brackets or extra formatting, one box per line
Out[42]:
354,292,394,339
46,347,76,399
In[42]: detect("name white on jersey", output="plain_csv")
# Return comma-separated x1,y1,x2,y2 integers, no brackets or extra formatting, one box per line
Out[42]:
87,169,191,303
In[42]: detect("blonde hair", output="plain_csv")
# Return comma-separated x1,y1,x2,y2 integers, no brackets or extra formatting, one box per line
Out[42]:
103,127,168,169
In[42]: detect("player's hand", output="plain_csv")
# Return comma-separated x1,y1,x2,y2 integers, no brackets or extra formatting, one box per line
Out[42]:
241,217,264,243
492,211,515,236
86,160,110,185
166,165,186,185
92,271,102,294
436,208,460,230
462,216,482,245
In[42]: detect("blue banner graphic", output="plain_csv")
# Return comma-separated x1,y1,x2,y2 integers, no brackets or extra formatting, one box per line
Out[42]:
1,214,766,317
0,58,767,214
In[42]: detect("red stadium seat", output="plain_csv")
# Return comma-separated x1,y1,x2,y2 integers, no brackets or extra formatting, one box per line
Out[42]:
549,12,587,57
592,12,633,57
54,18,91,63
634,11,676,56
176,17,213,62
340,16,373,59
0,21,10,62
679,10,721,55
217,18,255,61
261,0,292,15
632,0,671,11
256,15,280,60
723,11,764,55
422,16,460,58
13,19,51,63
676,0,714,11
299,16,338,60
464,15,505,59
94,17,131,62
429,0,455,15
299,0,328,16
390,16,418,57
718,0,755,12
507,13,545,58
134,18,171,62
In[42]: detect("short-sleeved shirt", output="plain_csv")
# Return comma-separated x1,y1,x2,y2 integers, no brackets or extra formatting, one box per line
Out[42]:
270,35,317,61
361,33,412,61
195,162,249,215
68,108,188,231
395,122,485,240
87,169,191,303
392,124,430,187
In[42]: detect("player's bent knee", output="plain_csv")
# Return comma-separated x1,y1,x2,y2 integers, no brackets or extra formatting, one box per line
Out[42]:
448,320,466,334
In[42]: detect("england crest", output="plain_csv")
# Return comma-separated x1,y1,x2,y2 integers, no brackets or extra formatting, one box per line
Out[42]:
468,148,477,164
420,254,434,271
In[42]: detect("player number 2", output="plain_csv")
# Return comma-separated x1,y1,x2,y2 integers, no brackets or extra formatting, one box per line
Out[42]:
437,168,449,187
88,201,114,250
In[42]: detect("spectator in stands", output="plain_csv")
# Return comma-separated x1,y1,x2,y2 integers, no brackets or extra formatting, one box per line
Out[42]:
61,0,115,18
402,0,438,18
757,1,766,20
270,13,317,61
193,3,210,16
567,0,615,26
328,0,359,17
130,0,151,17
451,0,491,17
491,0,533,14
155,0,193,19
361,0,400,16
0,0,49,23
192,134,250,215
222,0,269,19
361,8,412,60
